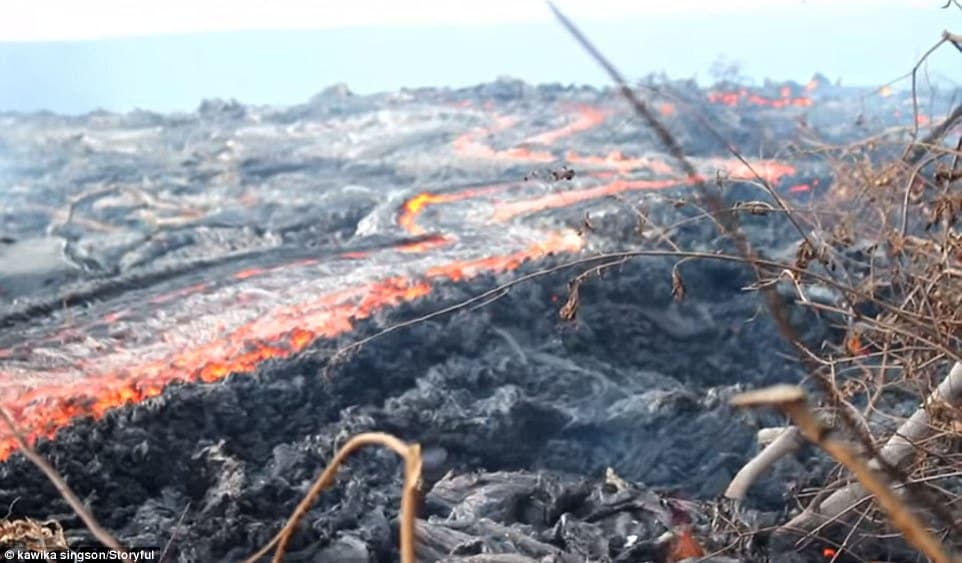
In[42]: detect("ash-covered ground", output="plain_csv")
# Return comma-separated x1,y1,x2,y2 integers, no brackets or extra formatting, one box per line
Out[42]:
0,77,939,562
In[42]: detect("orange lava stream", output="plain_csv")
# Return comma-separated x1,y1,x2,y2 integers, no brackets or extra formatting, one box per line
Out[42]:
399,186,504,235
700,158,797,184
0,280,408,457
485,158,796,224
232,259,318,282
453,138,554,163
452,106,606,162
707,88,812,108
565,150,676,175
522,105,607,146
425,230,584,282
0,229,583,459
395,234,457,253
491,178,682,223
452,115,557,162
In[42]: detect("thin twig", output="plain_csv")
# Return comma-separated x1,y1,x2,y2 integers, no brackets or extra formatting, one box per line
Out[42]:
732,386,956,563
244,432,422,563
158,502,190,563
543,4,924,510
780,362,962,535
0,407,125,553
725,426,805,502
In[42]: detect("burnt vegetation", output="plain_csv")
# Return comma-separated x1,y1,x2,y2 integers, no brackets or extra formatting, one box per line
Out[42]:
537,6,962,561
3,5,962,563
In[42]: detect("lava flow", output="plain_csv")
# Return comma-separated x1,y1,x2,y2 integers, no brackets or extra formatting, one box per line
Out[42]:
707,86,813,108
0,90,817,460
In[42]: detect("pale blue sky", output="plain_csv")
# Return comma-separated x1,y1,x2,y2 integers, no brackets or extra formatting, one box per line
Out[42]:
0,1,958,114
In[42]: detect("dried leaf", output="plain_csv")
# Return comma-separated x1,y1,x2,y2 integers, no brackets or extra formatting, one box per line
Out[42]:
559,280,581,321
795,240,816,270
671,267,686,302
0,518,68,552
736,200,775,216
551,166,576,181
846,330,870,357
582,212,594,232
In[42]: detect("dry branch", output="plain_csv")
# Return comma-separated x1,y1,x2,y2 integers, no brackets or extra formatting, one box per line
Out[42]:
732,385,957,563
724,426,804,502
544,6,929,519
244,432,422,563
904,103,962,166
0,407,124,553
778,362,962,536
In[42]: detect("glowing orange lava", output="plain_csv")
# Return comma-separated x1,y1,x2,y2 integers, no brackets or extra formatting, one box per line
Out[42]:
399,186,505,235
149,283,209,305
522,105,607,145
235,267,266,280
232,259,320,281
707,88,812,109
565,150,676,175
0,225,575,459
395,234,456,253
0,277,424,458
491,177,683,222
426,230,583,281
452,116,554,162
453,106,606,162
702,158,797,184
453,134,554,163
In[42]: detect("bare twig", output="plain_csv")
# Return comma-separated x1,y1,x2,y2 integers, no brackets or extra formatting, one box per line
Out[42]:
904,102,962,167
158,503,190,563
779,362,962,535
543,6,917,500
244,432,422,563
0,407,124,553
897,30,962,164
732,385,957,563
725,426,805,503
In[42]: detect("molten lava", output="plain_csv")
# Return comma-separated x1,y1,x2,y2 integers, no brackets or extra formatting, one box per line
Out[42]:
707,87,812,108
426,230,584,282
0,96,817,460
702,158,797,184
0,277,432,458
0,231,571,458
399,186,505,235
491,178,682,223
522,105,607,146
565,150,676,175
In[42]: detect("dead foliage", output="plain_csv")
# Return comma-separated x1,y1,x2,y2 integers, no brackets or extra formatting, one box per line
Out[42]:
546,2,962,560
733,386,956,563
0,517,68,553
